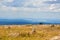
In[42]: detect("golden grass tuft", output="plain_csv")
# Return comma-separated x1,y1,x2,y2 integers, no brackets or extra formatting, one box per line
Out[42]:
0,24,60,40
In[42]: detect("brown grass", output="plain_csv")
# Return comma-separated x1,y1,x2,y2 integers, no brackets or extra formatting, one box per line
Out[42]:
0,24,60,40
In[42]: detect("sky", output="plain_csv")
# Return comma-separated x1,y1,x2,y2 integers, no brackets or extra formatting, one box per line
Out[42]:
0,0,60,20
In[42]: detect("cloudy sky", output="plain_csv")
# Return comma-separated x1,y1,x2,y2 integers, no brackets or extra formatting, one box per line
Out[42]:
0,0,60,20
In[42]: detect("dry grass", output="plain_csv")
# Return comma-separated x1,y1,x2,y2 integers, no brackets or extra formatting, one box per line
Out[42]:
0,24,60,40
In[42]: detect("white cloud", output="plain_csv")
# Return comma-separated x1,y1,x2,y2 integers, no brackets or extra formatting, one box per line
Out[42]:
0,0,60,12
49,4,56,10
23,0,45,7
48,4,60,12
1,5,9,11
0,5,18,12
48,0,57,1
11,7,18,11
1,6,60,12
5,0,14,2
0,0,3,2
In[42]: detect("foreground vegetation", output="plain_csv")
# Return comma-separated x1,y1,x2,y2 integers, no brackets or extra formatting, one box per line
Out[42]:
0,24,60,40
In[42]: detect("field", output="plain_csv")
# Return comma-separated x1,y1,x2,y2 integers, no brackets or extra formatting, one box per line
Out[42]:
0,24,60,40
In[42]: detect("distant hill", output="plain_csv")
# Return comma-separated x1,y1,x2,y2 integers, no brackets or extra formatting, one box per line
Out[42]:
0,19,34,25
0,19,60,25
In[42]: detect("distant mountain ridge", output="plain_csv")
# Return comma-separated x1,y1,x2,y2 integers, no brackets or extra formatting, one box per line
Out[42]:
0,19,34,25
0,19,60,25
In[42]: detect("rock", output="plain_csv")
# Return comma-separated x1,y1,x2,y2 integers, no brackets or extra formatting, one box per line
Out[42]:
50,25,55,27
50,36,60,40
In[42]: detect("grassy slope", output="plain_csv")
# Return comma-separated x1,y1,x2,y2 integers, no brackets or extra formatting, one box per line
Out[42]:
0,25,60,40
